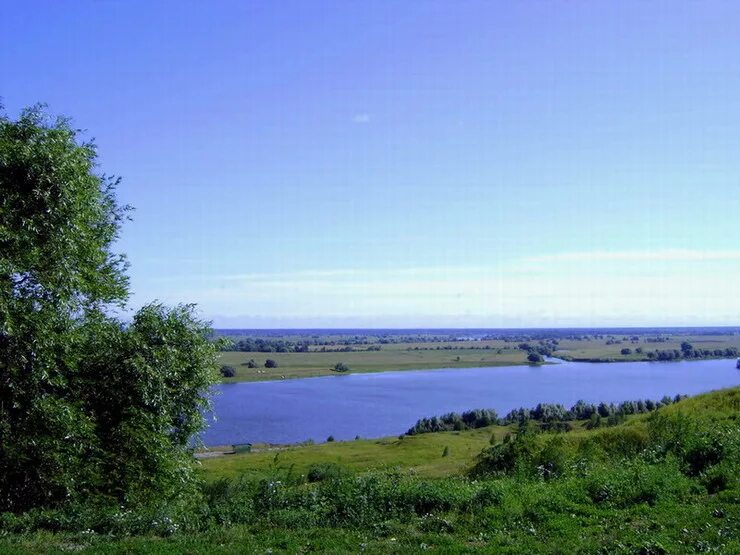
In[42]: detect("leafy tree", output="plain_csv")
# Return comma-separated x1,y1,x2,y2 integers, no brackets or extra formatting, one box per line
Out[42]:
0,107,218,514
220,365,237,378
265,359,278,368
527,352,544,363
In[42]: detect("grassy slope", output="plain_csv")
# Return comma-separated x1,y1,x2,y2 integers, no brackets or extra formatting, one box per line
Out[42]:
656,383,740,417
3,388,738,554
198,425,518,481
219,334,740,382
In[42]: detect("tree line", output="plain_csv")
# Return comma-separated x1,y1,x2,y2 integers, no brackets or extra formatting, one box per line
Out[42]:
221,338,311,353
645,342,738,361
405,394,687,436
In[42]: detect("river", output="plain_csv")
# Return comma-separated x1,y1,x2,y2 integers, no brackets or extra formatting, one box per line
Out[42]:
200,358,740,446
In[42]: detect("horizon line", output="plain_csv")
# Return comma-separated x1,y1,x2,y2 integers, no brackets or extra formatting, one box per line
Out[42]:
212,325,740,331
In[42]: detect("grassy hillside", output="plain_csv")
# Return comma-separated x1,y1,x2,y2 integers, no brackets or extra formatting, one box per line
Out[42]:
3,387,738,553
198,424,517,481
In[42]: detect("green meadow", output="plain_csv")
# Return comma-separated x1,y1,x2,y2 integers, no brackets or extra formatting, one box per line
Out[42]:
217,344,528,382
218,333,740,382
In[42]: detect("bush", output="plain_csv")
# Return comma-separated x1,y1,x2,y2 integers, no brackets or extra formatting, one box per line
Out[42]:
264,359,278,368
473,433,541,476
306,463,345,483
333,362,350,372
220,365,236,378
535,436,571,480
584,459,693,508
527,352,544,363
621,348,632,355
584,426,650,459
647,412,738,476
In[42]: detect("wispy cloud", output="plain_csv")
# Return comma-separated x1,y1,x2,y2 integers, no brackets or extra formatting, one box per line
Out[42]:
151,266,484,284
523,249,740,264
352,113,371,124
133,251,740,326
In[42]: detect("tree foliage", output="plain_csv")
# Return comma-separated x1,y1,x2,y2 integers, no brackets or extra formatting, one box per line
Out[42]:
0,106,218,514
220,365,237,378
333,362,350,372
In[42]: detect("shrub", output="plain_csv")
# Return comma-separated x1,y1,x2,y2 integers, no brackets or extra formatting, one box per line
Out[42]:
584,426,650,459
584,458,693,508
473,433,541,476
220,365,236,378
647,412,737,476
535,436,571,480
307,463,345,483
264,359,278,368
333,362,350,372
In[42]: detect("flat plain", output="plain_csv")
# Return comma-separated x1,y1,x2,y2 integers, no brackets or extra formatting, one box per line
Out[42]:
217,333,740,382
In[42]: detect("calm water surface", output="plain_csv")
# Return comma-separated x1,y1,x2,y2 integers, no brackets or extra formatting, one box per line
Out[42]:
200,359,739,446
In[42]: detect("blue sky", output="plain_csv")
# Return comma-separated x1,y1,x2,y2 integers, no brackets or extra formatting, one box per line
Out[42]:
3,1,740,327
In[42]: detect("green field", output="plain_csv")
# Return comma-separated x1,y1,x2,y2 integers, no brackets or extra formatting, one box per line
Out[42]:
554,334,740,362
218,333,740,382
218,343,529,382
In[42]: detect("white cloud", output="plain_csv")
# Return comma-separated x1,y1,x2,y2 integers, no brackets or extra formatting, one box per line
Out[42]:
352,113,371,124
